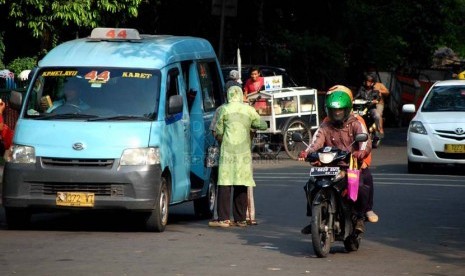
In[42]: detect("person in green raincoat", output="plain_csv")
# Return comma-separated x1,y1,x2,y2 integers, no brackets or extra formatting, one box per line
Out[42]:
208,86,267,227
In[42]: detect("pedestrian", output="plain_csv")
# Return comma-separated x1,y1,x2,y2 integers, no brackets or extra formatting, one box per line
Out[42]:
209,86,267,227
224,70,242,94
0,99,14,156
243,66,264,100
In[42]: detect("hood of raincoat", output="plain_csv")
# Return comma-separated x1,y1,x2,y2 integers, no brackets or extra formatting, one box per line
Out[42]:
227,85,243,103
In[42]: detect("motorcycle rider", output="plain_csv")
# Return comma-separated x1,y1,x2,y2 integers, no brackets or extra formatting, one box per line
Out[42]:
354,72,389,138
326,85,378,223
298,89,375,234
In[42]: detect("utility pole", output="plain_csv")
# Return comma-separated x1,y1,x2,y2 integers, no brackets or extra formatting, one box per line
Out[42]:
211,0,238,63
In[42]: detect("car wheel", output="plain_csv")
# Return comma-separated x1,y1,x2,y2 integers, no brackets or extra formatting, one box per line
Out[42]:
407,160,422,174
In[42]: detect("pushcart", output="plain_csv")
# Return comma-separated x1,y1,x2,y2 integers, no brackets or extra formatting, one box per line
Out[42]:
247,85,320,160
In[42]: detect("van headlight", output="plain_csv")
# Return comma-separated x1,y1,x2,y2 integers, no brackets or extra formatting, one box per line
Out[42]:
120,147,160,166
7,145,36,164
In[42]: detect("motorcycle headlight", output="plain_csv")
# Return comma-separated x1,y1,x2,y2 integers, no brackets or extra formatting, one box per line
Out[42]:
318,152,337,164
120,147,160,166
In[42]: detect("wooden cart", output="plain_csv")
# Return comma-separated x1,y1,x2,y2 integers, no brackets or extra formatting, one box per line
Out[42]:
247,86,320,160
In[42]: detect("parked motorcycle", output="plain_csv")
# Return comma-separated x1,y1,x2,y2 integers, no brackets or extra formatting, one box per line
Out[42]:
352,99,381,148
293,132,368,258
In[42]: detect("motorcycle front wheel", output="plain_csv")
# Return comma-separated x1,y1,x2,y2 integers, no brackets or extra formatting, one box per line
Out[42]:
311,201,331,257
344,234,361,252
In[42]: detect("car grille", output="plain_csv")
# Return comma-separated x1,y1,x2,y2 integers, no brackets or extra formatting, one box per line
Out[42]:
435,152,465,160
435,130,465,141
30,183,124,196
42,157,114,168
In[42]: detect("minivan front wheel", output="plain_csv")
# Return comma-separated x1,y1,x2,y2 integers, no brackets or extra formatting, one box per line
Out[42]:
5,208,31,230
144,177,169,232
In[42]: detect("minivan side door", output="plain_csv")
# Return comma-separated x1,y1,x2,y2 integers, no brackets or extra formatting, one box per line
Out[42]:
164,67,190,202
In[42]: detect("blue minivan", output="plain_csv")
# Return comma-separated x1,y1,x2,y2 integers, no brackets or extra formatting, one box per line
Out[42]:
2,28,224,232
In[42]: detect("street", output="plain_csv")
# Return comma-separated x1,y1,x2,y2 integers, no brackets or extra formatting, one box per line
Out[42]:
1,127,465,276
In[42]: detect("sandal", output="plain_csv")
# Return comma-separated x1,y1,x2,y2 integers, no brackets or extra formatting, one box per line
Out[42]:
246,219,258,225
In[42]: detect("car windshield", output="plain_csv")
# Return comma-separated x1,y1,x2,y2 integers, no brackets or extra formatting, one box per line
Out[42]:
24,67,161,120
421,85,465,112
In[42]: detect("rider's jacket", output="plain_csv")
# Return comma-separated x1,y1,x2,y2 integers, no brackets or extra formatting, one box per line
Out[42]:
322,115,372,167
306,114,372,167
355,82,389,105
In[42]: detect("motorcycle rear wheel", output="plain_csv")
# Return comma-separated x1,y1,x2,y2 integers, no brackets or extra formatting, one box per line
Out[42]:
311,202,331,257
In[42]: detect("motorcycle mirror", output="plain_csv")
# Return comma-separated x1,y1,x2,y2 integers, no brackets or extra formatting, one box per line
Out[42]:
291,132,303,142
355,133,369,142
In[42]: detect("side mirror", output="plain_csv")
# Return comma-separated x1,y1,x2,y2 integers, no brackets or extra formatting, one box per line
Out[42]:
402,104,416,113
9,90,23,111
168,94,183,115
354,133,369,142
291,132,303,142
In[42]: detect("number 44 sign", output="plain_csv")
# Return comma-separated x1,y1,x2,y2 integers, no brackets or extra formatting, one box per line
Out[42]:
85,70,110,84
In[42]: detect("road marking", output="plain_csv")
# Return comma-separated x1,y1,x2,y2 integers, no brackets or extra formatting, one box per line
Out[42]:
253,173,465,188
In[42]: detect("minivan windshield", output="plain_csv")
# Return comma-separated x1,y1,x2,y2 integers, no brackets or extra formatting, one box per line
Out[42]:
421,85,465,112
24,67,161,120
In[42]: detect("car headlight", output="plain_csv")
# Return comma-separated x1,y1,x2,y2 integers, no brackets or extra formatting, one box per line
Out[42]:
120,147,160,166
6,145,36,164
409,121,427,135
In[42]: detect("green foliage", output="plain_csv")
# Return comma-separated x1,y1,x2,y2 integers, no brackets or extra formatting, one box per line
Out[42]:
3,0,142,47
6,57,37,76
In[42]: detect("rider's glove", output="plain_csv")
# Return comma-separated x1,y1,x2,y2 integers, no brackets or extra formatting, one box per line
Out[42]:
298,150,308,160
353,150,368,160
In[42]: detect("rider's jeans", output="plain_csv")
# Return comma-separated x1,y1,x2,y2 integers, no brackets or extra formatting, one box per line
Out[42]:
355,168,374,215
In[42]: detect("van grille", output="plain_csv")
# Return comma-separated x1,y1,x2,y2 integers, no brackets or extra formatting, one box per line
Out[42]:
42,157,114,168
30,183,124,196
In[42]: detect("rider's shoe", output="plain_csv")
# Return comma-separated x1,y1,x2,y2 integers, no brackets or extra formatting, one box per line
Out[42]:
377,131,385,139
355,219,365,234
301,224,312,235
366,210,379,223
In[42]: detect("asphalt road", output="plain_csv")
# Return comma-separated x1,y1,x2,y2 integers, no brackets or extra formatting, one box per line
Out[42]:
0,127,464,276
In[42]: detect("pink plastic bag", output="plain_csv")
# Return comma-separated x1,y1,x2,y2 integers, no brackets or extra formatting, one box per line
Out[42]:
347,168,360,201
347,155,360,202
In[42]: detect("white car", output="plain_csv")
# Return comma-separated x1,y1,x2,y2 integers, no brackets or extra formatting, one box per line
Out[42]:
402,79,465,173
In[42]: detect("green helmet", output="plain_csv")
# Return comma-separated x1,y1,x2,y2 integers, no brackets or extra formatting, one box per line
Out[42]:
325,91,352,125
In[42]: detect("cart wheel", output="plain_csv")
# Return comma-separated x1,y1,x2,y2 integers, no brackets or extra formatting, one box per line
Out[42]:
283,118,311,160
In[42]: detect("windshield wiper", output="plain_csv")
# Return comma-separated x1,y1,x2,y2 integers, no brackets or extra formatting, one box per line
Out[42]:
87,115,152,121
34,113,99,120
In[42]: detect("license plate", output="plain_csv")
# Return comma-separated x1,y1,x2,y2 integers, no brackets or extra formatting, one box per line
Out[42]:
56,192,95,207
444,144,465,153
310,167,340,176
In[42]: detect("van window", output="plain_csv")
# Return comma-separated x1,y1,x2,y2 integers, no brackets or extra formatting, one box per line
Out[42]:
198,61,223,111
24,67,160,120
165,68,180,116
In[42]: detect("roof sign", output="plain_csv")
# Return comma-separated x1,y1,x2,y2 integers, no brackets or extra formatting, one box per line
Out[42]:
90,28,141,40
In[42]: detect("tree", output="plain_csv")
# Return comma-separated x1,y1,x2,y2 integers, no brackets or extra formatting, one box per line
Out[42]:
0,0,143,53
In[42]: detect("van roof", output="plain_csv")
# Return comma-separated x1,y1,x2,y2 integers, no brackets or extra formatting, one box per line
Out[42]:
39,34,217,69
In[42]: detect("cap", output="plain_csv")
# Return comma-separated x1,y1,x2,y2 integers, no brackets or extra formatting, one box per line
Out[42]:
229,70,240,80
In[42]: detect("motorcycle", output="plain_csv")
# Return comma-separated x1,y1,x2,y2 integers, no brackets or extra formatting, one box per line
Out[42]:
293,132,368,258
352,98,381,148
